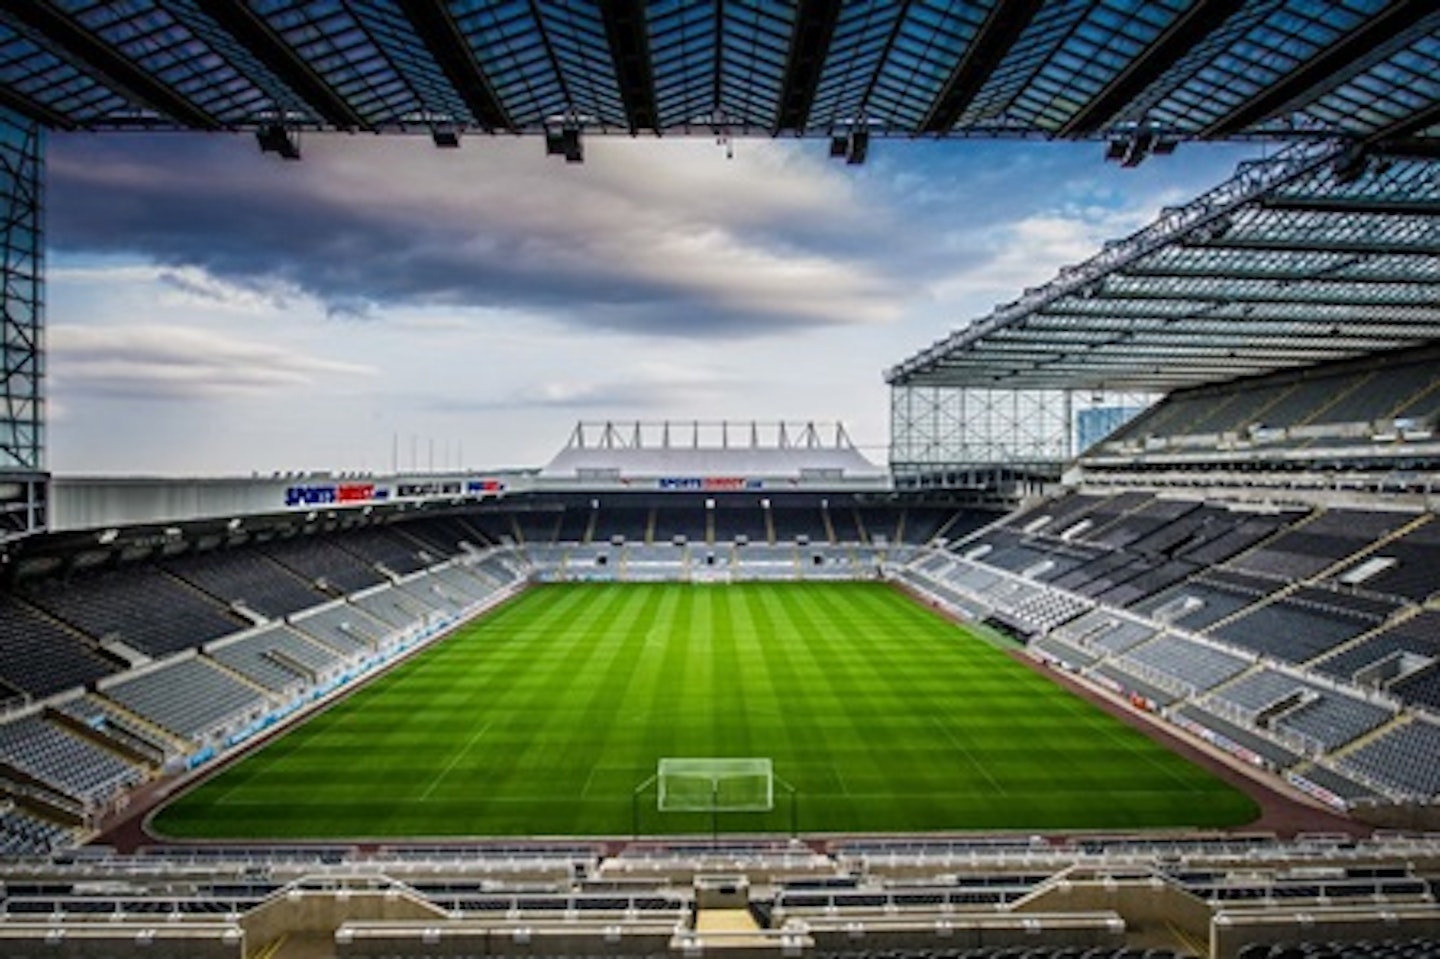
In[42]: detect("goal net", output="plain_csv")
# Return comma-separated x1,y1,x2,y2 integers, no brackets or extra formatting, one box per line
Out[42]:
656,758,773,813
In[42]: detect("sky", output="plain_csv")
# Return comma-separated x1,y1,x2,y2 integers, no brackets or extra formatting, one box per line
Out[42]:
45,132,1262,476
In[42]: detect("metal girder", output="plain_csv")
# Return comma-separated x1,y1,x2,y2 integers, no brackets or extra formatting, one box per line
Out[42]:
1179,237,1436,257
1368,99,1440,148
1058,0,1245,137
920,0,1047,134
1257,196,1440,216
396,0,512,131
1066,289,1435,310
598,0,658,134
1203,0,1438,138
200,0,367,131
6,1,220,130
1016,319,1436,341
0,86,75,132
1119,265,1433,285
1033,303,1437,323
774,0,842,134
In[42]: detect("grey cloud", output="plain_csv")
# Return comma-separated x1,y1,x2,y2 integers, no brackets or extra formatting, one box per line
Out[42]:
47,135,910,339
49,324,373,400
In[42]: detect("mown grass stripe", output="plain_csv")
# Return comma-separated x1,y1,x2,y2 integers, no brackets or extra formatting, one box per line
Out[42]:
153,582,1258,839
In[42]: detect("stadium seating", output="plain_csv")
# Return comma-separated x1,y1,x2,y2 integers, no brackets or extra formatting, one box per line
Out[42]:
21,566,244,660
0,805,74,856
333,526,429,575
1338,718,1440,799
1207,668,1394,753
1100,347,1440,460
166,546,329,619
99,657,270,743
259,534,387,594
0,714,144,806
0,596,118,699
289,604,388,654
205,625,341,693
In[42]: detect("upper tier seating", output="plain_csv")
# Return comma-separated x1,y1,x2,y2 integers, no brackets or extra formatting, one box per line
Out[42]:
1104,348,1440,451
1210,598,1380,665
515,510,562,545
1334,516,1440,602
1315,606,1439,671
22,566,243,660
0,596,118,699
166,547,328,619
336,527,429,575
391,516,481,556
1227,509,1412,581
259,535,387,594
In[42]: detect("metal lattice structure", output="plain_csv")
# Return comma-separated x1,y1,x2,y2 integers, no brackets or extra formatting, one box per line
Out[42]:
0,111,45,539
887,139,1440,480
0,2,1436,517
0,1,1436,146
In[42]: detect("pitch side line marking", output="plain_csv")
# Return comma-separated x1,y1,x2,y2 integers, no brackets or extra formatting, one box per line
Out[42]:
419,720,493,801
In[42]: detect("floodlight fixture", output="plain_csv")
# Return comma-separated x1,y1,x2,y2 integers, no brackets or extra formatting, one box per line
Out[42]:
256,123,300,160
562,126,583,163
846,130,869,165
432,125,460,148
544,124,584,163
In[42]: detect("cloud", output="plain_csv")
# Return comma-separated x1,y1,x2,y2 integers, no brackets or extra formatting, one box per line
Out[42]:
926,199,1177,309
426,360,742,413
49,324,374,400
47,135,906,339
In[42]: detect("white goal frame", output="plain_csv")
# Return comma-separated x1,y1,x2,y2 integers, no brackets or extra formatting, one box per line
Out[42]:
656,757,774,813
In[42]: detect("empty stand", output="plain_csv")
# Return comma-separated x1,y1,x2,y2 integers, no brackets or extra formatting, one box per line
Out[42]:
0,596,118,699
0,715,143,806
166,547,328,619
260,535,386,594
23,566,243,660
100,658,269,743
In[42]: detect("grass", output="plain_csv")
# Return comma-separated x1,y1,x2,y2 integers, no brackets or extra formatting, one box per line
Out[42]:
152,581,1259,839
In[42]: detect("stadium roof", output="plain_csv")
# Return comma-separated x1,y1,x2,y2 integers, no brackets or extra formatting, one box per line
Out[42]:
541,420,884,479
887,139,1440,393
2,1,1438,146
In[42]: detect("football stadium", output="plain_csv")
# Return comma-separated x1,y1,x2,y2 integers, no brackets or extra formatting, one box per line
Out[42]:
1,2,1439,958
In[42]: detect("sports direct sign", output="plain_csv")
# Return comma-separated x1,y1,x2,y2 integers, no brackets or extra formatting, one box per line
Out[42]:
656,477,764,491
283,478,505,509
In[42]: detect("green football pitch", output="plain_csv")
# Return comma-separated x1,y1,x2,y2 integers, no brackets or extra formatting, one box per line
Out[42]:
152,581,1259,839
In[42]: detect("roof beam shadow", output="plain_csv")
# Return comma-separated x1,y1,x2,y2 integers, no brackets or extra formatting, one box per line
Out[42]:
774,0,842,134
1257,196,1440,216
0,85,77,131
201,0,367,131
1059,0,1245,137
6,1,220,130
920,0,1046,134
1202,0,1438,138
396,0,512,131
599,0,659,134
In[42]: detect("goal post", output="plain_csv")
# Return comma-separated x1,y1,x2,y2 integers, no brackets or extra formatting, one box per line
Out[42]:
657,757,774,813
632,758,795,838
